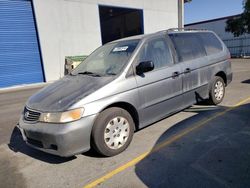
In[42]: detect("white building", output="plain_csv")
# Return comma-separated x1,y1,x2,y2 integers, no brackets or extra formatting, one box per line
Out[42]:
0,0,188,89
185,14,250,58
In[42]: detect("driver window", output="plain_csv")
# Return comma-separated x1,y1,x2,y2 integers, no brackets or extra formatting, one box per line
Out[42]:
139,37,173,69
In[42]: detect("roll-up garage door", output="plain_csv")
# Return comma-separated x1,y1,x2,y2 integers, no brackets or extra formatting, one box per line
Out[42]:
0,0,44,88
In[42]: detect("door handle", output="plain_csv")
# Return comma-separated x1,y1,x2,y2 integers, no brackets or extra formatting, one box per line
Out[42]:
172,71,180,78
184,68,191,74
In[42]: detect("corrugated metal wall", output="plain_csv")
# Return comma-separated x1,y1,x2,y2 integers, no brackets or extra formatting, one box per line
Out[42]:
0,0,44,88
223,36,250,57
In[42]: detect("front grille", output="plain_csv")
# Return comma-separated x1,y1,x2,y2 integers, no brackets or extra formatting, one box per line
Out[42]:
23,107,41,122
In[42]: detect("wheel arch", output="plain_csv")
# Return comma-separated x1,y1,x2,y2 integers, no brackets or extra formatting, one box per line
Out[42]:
101,102,139,131
215,71,227,85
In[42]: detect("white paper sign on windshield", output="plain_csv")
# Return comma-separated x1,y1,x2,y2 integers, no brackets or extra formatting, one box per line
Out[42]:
113,46,129,52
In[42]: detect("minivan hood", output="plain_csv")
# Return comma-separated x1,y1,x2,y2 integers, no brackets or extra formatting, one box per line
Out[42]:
26,75,114,112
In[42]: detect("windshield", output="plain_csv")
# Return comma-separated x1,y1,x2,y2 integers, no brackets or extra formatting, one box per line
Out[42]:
71,39,140,76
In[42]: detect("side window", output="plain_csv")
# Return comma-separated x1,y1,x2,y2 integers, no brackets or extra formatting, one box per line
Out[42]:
139,37,173,69
169,33,206,62
200,32,223,55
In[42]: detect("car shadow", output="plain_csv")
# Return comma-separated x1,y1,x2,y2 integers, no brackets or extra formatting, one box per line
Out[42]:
152,104,224,145
134,103,250,188
8,126,76,164
241,79,250,84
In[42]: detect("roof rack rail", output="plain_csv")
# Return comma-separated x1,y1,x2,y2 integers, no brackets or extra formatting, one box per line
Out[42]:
168,28,208,32
158,28,208,33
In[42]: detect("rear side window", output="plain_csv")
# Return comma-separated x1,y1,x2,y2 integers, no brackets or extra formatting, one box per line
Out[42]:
169,33,206,62
199,32,223,56
169,33,207,62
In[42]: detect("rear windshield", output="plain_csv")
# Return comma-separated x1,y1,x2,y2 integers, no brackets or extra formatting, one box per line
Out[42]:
71,40,139,76
169,32,223,62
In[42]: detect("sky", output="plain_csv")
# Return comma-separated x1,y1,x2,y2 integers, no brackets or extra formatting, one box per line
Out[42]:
185,0,244,24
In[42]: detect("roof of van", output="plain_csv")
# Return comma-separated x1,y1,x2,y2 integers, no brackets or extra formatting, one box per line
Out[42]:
110,33,154,43
110,29,212,43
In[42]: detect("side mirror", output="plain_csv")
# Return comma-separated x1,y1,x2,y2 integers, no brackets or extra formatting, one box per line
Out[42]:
136,61,154,75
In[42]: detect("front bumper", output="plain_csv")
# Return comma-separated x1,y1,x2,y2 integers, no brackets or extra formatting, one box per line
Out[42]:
18,114,97,157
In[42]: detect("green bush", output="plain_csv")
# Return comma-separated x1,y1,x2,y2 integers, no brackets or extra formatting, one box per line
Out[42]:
65,55,87,62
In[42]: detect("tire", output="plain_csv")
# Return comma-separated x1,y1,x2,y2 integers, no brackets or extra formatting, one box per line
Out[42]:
91,107,135,157
208,76,225,105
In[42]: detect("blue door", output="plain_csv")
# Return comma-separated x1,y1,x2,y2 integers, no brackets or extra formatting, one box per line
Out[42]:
0,0,44,88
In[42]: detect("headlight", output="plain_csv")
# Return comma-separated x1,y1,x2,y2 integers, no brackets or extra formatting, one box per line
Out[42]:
39,108,84,123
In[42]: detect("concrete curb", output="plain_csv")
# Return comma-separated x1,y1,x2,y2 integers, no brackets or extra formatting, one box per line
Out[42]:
0,82,50,94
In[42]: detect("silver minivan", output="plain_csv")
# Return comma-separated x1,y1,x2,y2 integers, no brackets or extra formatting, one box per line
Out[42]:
18,29,232,157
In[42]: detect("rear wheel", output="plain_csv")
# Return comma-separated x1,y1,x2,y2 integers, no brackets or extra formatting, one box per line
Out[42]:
91,107,134,156
208,76,225,105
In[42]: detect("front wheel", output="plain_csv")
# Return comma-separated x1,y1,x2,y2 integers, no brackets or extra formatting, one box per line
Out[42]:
91,107,134,157
208,76,225,105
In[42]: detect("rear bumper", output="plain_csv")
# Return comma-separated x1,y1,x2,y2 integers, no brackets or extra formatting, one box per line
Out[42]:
18,114,97,157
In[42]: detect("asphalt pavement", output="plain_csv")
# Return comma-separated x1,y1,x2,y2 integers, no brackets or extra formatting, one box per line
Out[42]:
0,59,250,188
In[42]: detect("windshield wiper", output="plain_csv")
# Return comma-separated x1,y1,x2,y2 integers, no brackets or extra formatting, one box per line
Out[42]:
76,71,101,77
105,72,117,76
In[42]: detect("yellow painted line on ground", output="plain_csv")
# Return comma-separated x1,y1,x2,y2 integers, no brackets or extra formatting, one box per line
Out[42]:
84,96,250,188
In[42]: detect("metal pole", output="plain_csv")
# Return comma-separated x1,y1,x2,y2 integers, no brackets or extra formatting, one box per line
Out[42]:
178,0,184,28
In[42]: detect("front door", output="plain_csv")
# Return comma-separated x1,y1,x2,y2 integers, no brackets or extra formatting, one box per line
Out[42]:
134,37,183,127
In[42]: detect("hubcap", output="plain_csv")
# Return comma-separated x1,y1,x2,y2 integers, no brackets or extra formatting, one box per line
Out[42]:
104,116,130,150
214,80,224,101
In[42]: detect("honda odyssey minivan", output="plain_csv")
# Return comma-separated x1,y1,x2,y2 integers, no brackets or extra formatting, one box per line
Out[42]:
18,29,232,157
